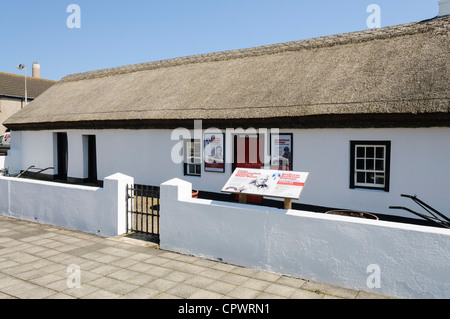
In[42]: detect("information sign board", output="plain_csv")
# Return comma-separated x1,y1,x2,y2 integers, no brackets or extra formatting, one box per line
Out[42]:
221,168,309,200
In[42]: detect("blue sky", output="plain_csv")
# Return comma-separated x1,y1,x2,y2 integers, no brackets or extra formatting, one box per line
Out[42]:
0,1,439,81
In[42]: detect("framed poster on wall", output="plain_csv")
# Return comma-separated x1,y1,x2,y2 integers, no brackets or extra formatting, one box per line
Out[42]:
270,133,293,171
204,133,225,173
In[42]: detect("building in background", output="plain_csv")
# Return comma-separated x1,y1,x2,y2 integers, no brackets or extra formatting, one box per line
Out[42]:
0,62,56,133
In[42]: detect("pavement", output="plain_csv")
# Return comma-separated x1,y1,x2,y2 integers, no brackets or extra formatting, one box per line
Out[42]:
0,215,391,299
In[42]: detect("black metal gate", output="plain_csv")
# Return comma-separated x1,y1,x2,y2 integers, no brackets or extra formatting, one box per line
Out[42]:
126,184,160,242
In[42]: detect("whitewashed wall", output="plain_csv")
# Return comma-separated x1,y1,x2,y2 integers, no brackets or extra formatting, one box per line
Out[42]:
6,127,450,220
0,173,133,237
160,178,450,299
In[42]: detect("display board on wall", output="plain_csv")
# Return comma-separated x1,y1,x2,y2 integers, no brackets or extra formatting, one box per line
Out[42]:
221,168,308,200
204,133,225,172
270,133,293,171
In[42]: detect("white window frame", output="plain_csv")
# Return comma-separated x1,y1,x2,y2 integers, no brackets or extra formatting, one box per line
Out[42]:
184,139,201,176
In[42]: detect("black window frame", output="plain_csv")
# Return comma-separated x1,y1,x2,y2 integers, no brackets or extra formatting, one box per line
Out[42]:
350,141,391,192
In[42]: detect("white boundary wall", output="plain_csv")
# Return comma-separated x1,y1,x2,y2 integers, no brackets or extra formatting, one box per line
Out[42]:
0,173,133,237
160,178,450,299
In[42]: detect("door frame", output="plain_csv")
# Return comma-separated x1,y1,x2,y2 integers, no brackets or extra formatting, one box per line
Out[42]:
56,132,68,181
232,133,265,172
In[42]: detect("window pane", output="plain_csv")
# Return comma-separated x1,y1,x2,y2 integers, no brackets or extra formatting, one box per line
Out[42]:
366,159,374,170
376,147,384,159
356,159,365,170
194,143,200,156
357,172,365,183
375,174,385,185
366,147,375,158
366,172,375,184
375,159,384,171
356,147,365,157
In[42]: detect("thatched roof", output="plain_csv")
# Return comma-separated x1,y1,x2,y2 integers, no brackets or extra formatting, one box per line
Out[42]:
5,15,449,130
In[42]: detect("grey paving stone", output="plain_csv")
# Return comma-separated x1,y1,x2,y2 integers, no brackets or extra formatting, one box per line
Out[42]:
227,286,260,299
89,277,139,295
301,281,334,294
14,286,57,299
290,289,325,299
256,292,285,299
29,273,64,286
183,275,216,289
166,283,203,299
152,292,181,299
197,268,227,280
326,286,360,299
275,276,307,288
164,270,194,283
219,273,249,285
124,273,156,286
108,268,141,281
241,278,272,291
205,280,237,295
189,289,224,299
1,281,41,298
62,284,101,298
81,289,121,299
146,278,177,291
45,292,77,299
121,287,159,299
356,290,390,299
0,215,386,300
264,282,297,298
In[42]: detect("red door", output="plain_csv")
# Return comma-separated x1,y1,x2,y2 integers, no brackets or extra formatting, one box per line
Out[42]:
234,135,264,203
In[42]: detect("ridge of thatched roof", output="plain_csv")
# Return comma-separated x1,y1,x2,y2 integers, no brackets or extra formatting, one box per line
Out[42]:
61,15,449,83
5,15,450,130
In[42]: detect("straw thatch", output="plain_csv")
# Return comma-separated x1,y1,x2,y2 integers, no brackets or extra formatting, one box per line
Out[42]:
4,15,449,130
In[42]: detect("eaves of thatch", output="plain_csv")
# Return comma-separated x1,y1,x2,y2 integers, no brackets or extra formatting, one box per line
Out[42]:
4,15,449,131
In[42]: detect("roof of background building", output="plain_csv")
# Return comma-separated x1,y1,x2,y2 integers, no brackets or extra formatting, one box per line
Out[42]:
0,72,56,100
4,15,449,130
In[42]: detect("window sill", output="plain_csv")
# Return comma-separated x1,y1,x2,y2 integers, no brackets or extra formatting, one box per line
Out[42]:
350,185,389,192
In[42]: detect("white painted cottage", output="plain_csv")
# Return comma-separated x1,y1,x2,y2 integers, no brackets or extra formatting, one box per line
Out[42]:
3,9,449,224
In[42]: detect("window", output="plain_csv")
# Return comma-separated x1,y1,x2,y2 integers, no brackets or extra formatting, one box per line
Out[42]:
184,139,201,176
350,141,390,192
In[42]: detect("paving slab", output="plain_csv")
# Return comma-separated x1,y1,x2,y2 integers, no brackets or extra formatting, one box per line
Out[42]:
0,215,392,300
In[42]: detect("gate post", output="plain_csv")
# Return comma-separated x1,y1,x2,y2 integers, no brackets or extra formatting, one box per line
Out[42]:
103,173,134,236
160,178,192,248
